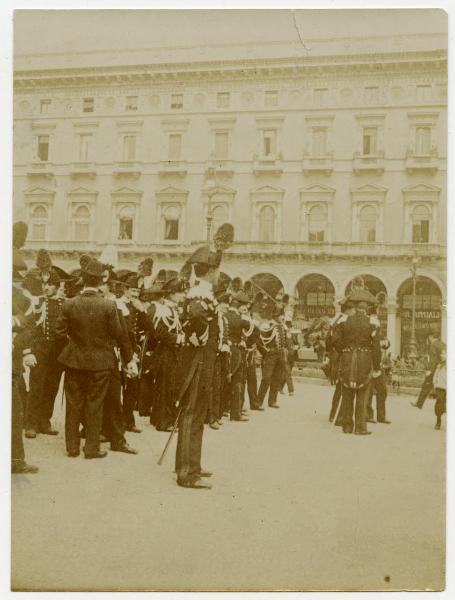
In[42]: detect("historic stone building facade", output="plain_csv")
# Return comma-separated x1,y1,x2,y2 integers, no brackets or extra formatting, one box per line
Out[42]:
13,33,447,355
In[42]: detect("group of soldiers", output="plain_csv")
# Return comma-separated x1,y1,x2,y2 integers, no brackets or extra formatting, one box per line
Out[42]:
12,221,297,488
12,218,446,482
324,289,447,434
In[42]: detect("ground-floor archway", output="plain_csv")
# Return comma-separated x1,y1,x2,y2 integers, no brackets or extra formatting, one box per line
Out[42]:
247,272,284,301
295,274,335,320
396,276,442,357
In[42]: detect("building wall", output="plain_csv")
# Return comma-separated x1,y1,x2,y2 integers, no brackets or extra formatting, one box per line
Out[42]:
13,36,447,354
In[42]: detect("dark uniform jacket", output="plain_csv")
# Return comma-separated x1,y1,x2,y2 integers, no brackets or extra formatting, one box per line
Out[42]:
333,312,381,389
56,289,133,371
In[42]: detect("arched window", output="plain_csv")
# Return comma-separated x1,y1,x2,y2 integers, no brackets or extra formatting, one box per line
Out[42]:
31,205,48,241
73,205,91,241
359,204,377,242
211,204,228,233
163,205,180,241
259,205,275,242
118,204,134,241
308,205,327,242
412,205,430,243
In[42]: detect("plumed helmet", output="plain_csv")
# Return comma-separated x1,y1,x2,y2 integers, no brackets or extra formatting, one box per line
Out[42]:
35,248,52,272
13,221,28,250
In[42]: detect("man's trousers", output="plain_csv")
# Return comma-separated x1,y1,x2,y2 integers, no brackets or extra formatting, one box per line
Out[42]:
26,347,64,432
257,350,284,407
341,384,369,434
175,347,215,485
64,368,111,456
367,373,388,422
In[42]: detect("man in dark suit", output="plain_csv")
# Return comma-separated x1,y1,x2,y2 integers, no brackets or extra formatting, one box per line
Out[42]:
56,259,136,459
411,332,446,409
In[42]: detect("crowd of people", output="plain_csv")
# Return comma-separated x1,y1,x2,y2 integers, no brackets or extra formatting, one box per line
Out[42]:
12,219,447,484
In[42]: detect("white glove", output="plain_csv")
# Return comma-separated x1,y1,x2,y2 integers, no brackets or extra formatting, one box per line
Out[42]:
126,360,138,378
23,354,37,368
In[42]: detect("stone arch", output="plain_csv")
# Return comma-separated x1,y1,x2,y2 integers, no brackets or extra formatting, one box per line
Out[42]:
340,270,393,299
294,273,336,321
396,275,443,357
246,272,284,300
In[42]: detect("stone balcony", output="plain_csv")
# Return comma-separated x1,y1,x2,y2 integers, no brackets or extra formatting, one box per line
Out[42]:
22,240,446,265
205,158,234,177
253,154,283,176
302,154,333,175
27,161,55,179
113,161,141,179
158,160,188,177
405,150,439,174
352,152,385,175
70,162,97,178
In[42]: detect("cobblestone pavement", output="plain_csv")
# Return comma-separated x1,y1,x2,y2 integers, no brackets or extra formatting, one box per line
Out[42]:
11,382,445,591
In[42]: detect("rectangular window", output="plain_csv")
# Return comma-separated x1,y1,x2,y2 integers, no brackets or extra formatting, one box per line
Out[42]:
118,218,133,241
214,131,229,159
263,130,276,157
37,135,49,161
312,127,327,156
32,223,46,241
79,134,92,161
123,135,136,160
416,84,431,102
83,97,94,113
309,230,325,242
415,126,431,155
168,134,182,160
364,86,379,103
313,88,328,106
74,222,90,241
362,127,377,155
264,90,278,107
217,92,230,108
164,219,179,241
171,94,183,109
126,96,138,111
412,220,430,243
40,99,51,114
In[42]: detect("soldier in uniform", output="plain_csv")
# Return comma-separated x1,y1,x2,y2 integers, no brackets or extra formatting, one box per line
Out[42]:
12,224,39,474
149,277,186,432
326,298,355,423
367,333,392,425
56,259,137,458
175,221,234,489
118,274,146,433
138,282,164,418
209,284,231,429
333,289,381,435
24,269,66,438
241,301,260,410
256,303,287,410
224,291,252,422
98,270,138,455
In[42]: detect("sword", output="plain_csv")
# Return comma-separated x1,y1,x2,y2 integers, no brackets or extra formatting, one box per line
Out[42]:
137,333,149,381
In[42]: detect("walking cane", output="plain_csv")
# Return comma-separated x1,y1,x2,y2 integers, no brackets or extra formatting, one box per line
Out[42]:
157,404,184,466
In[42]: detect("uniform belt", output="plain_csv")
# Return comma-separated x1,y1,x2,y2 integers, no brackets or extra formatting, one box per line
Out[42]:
342,347,371,353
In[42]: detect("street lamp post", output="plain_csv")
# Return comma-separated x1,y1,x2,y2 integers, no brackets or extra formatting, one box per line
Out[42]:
205,167,217,242
408,255,420,359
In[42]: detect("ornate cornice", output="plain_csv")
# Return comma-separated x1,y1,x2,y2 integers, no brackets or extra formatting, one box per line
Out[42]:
14,49,447,90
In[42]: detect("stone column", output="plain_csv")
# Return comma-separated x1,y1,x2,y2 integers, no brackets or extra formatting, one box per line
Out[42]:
387,301,399,357
441,299,447,343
